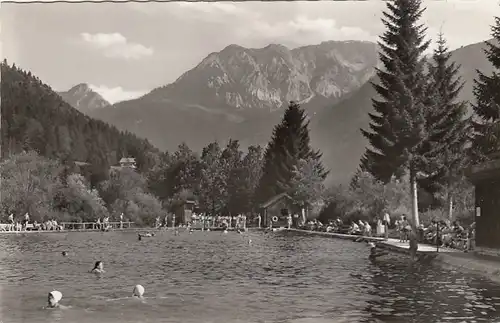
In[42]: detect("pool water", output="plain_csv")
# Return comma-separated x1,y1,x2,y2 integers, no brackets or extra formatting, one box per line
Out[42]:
1,230,499,323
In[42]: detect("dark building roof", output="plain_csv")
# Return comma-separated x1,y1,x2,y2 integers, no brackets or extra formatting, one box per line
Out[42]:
260,192,293,209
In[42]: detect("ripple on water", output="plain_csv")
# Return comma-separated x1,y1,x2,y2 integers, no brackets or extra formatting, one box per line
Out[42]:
0,230,500,323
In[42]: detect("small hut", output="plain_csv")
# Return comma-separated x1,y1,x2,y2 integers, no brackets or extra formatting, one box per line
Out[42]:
259,193,299,228
467,151,500,257
174,199,196,225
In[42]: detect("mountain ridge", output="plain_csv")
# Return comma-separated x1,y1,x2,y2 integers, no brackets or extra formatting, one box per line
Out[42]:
87,40,380,157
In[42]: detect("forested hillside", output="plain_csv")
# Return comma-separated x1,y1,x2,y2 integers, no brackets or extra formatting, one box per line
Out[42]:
0,60,160,174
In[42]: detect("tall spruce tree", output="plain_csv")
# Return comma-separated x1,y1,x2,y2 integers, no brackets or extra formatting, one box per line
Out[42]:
419,34,469,219
360,0,440,227
472,14,500,157
256,101,328,204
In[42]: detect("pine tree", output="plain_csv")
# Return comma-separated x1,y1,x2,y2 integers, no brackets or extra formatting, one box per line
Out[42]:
199,142,226,216
256,101,327,204
418,34,470,219
220,139,244,215
360,0,439,227
471,14,500,157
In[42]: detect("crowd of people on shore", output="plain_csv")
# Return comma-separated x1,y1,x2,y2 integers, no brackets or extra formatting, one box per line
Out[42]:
153,213,250,231
299,213,476,252
0,212,63,232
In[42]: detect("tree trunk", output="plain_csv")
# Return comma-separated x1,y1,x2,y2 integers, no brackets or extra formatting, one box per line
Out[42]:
410,168,420,228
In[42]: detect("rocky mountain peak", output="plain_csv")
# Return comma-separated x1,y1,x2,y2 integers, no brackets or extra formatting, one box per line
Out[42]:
151,40,378,111
58,83,110,112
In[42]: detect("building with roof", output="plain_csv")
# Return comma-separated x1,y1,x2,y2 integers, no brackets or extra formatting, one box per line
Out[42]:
467,151,500,257
259,192,300,228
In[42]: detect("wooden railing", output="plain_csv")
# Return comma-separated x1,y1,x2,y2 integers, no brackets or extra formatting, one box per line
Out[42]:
60,221,134,230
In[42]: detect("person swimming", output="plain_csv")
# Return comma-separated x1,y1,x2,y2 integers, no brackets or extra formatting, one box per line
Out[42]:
61,251,68,257
91,261,105,274
368,242,388,260
132,284,145,299
47,291,62,308
138,232,155,240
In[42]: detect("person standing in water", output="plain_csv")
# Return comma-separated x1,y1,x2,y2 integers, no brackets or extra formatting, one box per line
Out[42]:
257,214,261,228
90,261,105,274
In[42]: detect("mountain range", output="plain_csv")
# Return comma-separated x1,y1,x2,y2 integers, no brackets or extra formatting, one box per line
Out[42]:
59,40,494,184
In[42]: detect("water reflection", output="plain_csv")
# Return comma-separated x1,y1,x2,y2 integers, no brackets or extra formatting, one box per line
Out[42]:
0,231,499,323
361,254,500,322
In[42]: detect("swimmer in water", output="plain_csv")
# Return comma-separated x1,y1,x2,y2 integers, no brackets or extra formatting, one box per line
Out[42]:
90,261,105,274
47,291,62,308
132,284,145,299
368,243,387,261
61,251,68,257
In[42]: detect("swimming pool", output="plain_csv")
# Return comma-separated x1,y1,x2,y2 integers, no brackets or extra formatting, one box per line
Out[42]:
1,230,499,323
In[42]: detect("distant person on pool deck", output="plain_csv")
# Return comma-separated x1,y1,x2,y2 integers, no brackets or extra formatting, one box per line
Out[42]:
47,291,63,308
383,212,391,239
24,212,30,230
91,261,105,274
287,214,293,229
400,216,411,243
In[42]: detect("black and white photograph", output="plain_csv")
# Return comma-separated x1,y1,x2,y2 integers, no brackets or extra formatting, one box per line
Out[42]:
1,0,500,322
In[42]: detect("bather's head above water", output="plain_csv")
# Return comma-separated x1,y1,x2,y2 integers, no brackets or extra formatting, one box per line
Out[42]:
133,284,145,298
47,291,62,308
91,261,104,273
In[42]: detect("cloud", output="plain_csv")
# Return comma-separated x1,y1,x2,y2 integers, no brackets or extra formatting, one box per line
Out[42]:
88,84,147,104
242,16,375,48
80,32,153,60
128,2,260,24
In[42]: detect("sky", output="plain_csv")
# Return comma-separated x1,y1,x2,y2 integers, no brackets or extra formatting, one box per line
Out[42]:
1,0,499,104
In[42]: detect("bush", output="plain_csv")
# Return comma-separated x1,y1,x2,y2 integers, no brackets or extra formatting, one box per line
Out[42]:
319,172,411,224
